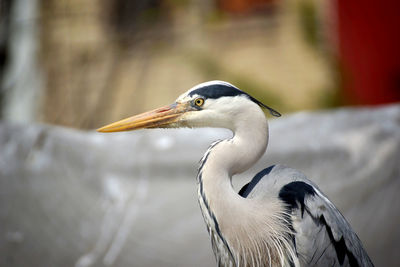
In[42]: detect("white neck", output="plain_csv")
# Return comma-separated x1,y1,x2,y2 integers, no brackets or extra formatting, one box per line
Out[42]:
199,105,269,260
201,103,268,190
198,105,295,266
200,104,268,213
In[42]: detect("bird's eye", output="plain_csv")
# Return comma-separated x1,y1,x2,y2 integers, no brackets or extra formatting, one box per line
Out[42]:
194,98,205,107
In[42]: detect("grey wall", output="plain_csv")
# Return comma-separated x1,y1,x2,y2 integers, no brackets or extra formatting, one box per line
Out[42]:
1,104,399,267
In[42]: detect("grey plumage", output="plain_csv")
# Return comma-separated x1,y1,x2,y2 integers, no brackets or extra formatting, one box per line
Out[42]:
240,164,373,266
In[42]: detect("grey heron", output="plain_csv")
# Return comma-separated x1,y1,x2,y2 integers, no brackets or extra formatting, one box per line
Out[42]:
97,81,373,267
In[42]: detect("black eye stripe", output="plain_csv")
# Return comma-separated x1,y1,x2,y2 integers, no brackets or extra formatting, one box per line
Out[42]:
189,84,244,99
188,83,281,117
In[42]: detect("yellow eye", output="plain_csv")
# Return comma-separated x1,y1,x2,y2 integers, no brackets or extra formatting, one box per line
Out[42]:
194,98,205,107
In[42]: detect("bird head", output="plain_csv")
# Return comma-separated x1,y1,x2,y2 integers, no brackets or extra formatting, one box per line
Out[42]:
97,81,280,133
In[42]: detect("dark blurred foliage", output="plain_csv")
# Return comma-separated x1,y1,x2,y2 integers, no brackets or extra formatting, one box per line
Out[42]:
108,0,172,46
298,0,318,49
0,0,13,118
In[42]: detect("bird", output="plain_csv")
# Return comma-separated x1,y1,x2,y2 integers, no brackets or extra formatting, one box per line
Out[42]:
97,81,374,267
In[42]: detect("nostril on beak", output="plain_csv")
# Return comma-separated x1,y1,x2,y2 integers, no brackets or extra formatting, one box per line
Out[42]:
157,107,170,113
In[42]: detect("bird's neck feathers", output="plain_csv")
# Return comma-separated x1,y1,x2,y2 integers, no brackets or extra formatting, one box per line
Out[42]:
199,102,268,202
214,101,269,176
197,105,297,266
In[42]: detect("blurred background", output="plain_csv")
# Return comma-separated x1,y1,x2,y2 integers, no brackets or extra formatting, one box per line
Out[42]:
1,0,398,127
0,0,400,267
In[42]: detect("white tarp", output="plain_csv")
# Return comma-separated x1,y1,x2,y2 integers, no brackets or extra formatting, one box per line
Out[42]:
0,104,399,266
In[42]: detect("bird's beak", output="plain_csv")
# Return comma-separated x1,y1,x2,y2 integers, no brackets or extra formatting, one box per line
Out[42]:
97,102,191,133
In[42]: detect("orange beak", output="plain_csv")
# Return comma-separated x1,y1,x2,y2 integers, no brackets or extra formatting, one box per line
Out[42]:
97,102,191,133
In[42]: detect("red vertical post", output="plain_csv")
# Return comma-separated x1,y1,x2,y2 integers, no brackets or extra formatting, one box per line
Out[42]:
337,0,400,105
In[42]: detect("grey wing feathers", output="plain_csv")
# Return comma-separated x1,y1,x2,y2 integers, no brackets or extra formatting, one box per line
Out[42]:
239,164,374,267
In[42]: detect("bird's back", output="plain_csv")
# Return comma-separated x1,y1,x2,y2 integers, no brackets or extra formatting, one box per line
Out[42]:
239,164,374,267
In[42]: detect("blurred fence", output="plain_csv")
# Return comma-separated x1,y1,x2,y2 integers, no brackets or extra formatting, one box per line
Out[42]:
2,0,337,129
